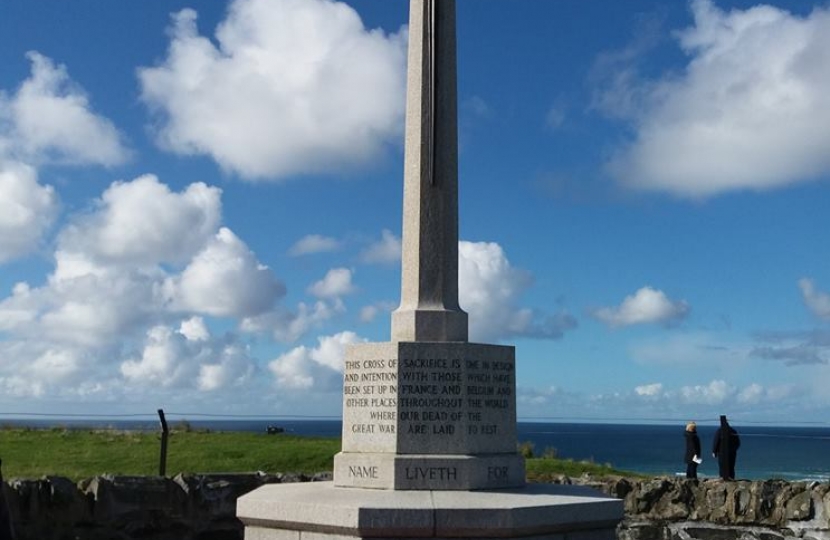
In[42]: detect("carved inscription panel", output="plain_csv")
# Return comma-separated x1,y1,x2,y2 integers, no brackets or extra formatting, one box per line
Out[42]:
341,351,400,453
341,343,516,454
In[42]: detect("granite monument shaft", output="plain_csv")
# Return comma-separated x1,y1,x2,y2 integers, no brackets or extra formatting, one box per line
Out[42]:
392,0,468,344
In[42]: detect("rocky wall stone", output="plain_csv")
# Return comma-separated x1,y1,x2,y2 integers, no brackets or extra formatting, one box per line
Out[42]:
83,475,190,536
5,476,92,540
2,473,830,540
588,476,830,540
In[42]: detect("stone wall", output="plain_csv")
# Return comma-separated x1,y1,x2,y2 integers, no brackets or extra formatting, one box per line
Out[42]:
579,475,830,540
2,473,830,540
1,472,331,540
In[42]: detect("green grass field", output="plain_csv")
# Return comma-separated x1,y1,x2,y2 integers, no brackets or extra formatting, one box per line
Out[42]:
0,427,633,481
0,427,340,480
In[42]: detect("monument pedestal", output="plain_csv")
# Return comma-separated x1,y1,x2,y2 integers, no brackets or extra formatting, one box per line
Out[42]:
238,338,624,539
335,341,523,491
237,482,623,540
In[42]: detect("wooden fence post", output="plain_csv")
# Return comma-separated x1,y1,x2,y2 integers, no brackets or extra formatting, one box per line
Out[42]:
157,409,169,477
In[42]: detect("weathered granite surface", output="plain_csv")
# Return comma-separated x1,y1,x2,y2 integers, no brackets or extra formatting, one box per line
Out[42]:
3,473,830,540
390,0,466,345
237,481,622,540
335,341,524,490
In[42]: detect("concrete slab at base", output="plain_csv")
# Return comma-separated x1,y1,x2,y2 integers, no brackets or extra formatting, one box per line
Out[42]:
237,482,623,539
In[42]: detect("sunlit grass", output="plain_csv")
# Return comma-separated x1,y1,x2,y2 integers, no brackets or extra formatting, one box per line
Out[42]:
525,457,640,481
0,427,339,481
0,427,637,482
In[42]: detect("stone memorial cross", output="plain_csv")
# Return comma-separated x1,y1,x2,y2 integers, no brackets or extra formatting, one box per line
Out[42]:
237,3,624,536
333,0,524,491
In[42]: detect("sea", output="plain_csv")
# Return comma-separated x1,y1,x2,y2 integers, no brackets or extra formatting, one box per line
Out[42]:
4,418,830,482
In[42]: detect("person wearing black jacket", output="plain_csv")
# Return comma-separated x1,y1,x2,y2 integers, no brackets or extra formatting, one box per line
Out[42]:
712,414,741,480
684,422,701,479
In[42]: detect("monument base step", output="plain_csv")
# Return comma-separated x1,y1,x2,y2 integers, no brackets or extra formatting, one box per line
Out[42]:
334,452,525,490
237,481,623,540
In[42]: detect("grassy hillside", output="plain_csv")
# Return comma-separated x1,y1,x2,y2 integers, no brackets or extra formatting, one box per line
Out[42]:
0,427,339,480
0,427,633,481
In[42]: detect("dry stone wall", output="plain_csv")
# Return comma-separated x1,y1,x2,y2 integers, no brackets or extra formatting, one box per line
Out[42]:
579,475,830,540
3,473,830,540
1,471,331,540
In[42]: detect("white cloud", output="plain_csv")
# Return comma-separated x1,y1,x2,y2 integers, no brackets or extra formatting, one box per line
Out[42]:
241,300,344,343
307,267,355,299
0,172,287,403
359,305,380,323
120,321,256,391
166,227,285,318
359,301,395,323
0,261,164,349
289,234,342,256
0,331,129,401
519,378,800,421
516,386,587,416
60,175,222,266
0,274,261,400
267,346,315,390
268,331,364,389
737,383,764,404
29,349,81,385
0,343,83,398
0,52,128,166
460,241,530,342
197,341,256,391
459,241,577,342
635,382,663,397
180,316,210,342
310,331,361,372
605,0,830,198
589,13,663,121
0,161,58,263
0,50,129,265
799,278,830,319
120,326,189,386
0,283,36,331
593,286,689,328
632,379,789,411
360,229,401,264
138,0,406,180
679,379,733,405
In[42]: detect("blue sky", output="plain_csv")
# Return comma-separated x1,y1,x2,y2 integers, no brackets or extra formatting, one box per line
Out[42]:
2,0,830,425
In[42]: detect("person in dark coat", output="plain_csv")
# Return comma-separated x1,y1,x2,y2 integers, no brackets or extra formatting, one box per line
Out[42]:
684,421,701,479
712,414,740,480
